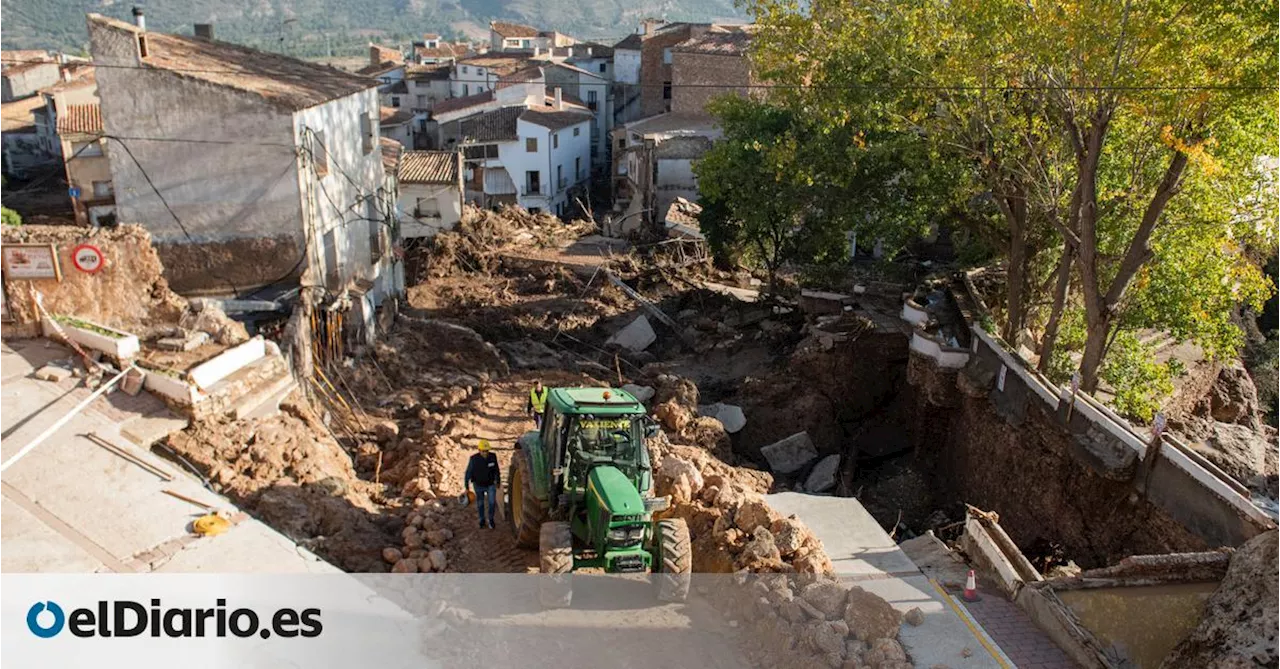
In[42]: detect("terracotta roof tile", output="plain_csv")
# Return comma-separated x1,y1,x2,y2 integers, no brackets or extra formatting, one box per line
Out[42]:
520,106,591,131
380,106,415,126
490,21,539,38
399,150,460,184
459,106,523,142
614,34,643,50
380,136,403,173
57,103,103,135
88,14,377,111
357,60,403,76
673,28,755,56
431,89,494,116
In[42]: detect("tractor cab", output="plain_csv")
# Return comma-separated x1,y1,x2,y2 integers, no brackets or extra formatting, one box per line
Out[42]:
535,388,659,508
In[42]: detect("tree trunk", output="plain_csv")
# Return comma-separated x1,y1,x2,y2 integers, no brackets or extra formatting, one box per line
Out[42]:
1079,312,1112,392
1037,244,1074,373
995,182,1029,343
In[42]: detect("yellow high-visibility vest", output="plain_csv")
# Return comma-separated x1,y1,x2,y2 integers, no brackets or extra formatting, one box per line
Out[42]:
530,387,548,413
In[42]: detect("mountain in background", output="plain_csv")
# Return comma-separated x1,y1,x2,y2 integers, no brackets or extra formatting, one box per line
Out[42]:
1,0,747,58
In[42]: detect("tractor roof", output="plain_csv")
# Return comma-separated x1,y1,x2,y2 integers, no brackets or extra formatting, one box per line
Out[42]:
550,387,646,415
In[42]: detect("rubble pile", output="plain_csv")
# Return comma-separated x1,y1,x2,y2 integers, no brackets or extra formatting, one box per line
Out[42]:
381,502,455,574
166,392,395,571
418,205,595,280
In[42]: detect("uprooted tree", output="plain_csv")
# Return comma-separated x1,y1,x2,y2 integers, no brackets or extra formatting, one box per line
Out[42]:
742,0,1278,410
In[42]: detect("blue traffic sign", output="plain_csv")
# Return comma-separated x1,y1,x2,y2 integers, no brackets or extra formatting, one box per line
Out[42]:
68,186,81,198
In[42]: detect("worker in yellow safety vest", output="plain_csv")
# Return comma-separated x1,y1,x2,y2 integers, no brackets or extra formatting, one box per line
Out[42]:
527,380,548,429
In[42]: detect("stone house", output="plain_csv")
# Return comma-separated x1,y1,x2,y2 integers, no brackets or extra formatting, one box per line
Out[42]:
396,150,464,238
670,27,758,116
2,58,61,102
87,12,402,319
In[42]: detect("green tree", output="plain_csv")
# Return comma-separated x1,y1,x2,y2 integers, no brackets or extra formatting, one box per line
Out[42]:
1,207,22,227
746,0,1278,396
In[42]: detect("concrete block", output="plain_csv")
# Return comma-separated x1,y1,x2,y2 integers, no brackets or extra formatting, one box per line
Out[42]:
806,454,840,492
607,315,657,352
34,364,72,383
761,432,818,475
156,331,209,352
621,384,655,403
699,403,746,433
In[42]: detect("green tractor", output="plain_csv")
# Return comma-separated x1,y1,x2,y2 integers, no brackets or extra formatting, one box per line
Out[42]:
505,387,692,607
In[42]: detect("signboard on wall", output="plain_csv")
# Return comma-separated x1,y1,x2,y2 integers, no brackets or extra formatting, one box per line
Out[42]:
1,244,61,281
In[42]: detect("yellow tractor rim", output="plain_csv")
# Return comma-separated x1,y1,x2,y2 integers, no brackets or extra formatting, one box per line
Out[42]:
511,467,523,529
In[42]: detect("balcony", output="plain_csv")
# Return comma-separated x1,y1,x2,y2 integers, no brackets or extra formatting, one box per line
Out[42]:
521,184,548,197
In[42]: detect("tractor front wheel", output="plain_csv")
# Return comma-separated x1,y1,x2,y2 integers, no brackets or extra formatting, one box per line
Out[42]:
539,521,573,608
507,450,547,549
654,518,692,602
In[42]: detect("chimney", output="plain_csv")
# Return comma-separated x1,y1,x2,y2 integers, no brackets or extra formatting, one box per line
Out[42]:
553,87,563,110
369,44,381,66
194,23,214,40
61,67,71,82
132,6,145,30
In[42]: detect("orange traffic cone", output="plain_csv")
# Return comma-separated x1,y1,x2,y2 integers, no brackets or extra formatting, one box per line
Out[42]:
963,570,980,602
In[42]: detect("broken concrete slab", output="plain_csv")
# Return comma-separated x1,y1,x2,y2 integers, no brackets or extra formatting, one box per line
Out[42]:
607,315,657,353
622,384,656,403
698,403,746,434
156,331,209,352
806,454,841,492
800,290,854,316
761,432,819,475
34,364,73,382
497,339,565,370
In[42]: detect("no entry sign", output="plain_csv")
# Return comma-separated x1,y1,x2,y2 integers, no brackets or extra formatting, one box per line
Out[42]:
70,244,105,274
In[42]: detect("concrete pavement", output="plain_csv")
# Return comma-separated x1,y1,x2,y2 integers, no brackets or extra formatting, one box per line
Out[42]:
766,492,1012,669
1,338,338,574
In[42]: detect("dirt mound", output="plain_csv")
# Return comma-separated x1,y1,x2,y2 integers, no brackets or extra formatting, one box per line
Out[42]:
166,392,395,571
1162,530,1278,668
415,205,595,280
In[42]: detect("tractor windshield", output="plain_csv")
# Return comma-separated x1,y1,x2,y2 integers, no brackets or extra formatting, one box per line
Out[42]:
563,415,650,487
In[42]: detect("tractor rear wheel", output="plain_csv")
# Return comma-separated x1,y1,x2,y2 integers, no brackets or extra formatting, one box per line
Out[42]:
539,521,573,608
507,449,546,549
654,518,692,602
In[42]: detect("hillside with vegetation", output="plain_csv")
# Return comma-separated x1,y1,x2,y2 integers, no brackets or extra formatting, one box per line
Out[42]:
1,0,746,56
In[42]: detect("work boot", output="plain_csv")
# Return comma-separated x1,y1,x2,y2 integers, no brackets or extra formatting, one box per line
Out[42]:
479,520,486,529
488,520,496,529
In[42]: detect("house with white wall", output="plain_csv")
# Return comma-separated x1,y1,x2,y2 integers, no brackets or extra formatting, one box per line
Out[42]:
611,113,721,233
397,150,463,237
449,53,534,98
87,12,402,318
543,62,612,169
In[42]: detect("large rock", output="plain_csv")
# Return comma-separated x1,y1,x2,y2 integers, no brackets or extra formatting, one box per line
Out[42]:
761,432,819,475
1208,364,1262,427
607,315,657,352
699,403,747,433
733,497,777,533
801,580,849,619
1161,530,1278,669
844,586,902,641
656,455,704,504
805,455,841,492
1194,422,1279,486
654,400,693,433
621,383,656,403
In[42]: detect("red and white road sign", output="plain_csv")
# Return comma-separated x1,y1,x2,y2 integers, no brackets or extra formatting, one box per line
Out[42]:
70,244,105,274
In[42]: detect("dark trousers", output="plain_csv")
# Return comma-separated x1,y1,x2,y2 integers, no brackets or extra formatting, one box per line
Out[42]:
474,483,496,525
533,411,544,429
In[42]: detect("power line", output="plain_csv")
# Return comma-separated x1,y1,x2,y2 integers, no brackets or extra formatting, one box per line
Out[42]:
6,58,1271,92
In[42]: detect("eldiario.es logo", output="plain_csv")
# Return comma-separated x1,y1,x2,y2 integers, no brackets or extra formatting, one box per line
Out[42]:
26,599,322,639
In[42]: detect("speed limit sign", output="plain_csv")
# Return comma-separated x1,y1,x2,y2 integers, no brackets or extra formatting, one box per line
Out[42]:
70,244,105,274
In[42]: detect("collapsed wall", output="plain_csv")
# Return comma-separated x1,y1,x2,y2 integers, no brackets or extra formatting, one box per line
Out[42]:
1,224,187,338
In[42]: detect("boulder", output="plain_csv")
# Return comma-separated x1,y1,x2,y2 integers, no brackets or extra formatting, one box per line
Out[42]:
733,497,777,533
1208,364,1262,426
607,315,657,352
622,383,656,403
373,419,400,444
1194,422,1278,485
428,549,448,572
904,607,925,626
1161,530,1278,669
699,403,747,434
809,620,850,656
844,586,902,641
761,432,819,475
806,455,841,493
391,559,418,574
656,455,704,504
801,580,849,619
654,400,693,433
772,517,808,557
382,547,403,564
863,638,907,665
737,528,783,570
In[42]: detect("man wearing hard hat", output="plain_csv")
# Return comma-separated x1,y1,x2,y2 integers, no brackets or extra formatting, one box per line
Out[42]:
464,440,501,529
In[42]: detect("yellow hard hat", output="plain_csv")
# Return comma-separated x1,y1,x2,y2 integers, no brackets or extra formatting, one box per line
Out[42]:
478,439,490,451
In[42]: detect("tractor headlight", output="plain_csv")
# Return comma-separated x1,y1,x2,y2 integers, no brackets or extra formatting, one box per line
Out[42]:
608,526,645,545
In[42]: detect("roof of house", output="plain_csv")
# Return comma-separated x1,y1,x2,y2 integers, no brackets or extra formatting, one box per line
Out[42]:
56,102,103,135
3,59,59,77
380,106,415,126
459,105,523,143
86,14,378,111
406,63,452,81
431,89,495,115
545,61,605,80
520,105,592,131
495,64,543,89
422,33,441,40
41,66,96,94
542,93,588,110
385,80,409,94
369,44,404,63
569,42,614,58
380,136,403,174
414,43,470,60
357,60,404,76
673,27,755,55
613,34,643,50
0,96,43,132
399,150,459,184
490,21,540,38
1,50,52,65
456,53,533,76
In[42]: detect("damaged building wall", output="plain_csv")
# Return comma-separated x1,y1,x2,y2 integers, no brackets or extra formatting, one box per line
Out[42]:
89,20,307,296
1,224,185,338
907,317,1271,568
